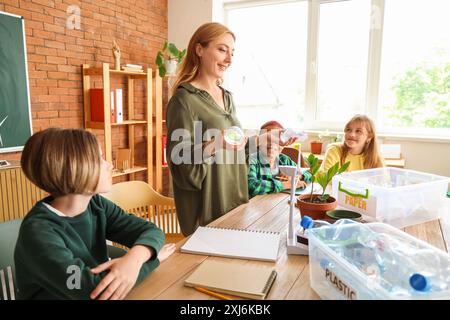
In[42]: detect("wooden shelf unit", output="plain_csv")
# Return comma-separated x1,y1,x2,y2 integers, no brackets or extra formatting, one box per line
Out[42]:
82,63,164,191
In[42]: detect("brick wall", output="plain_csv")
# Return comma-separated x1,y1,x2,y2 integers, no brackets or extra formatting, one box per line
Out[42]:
1,0,170,192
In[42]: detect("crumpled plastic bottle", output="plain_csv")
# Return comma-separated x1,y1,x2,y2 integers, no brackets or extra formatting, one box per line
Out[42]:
280,128,308,144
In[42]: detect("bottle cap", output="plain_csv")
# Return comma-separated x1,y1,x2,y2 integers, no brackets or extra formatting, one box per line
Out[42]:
410,273,430,291
300,216,314,229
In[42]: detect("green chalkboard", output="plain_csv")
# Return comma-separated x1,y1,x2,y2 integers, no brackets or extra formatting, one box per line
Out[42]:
0,11,32,153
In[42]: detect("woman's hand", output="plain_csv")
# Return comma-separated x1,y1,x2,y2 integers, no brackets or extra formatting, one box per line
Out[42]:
90,245,152,300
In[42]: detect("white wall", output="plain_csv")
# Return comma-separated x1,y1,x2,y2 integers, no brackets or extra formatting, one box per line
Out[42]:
381,138,450,177
168,0,214,49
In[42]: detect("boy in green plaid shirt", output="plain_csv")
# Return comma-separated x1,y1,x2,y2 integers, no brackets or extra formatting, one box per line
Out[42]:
248,121,312,198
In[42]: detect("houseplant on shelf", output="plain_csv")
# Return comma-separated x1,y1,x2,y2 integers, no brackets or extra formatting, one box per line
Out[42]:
310,130,337,155
297,153,350,220
155,41,186,77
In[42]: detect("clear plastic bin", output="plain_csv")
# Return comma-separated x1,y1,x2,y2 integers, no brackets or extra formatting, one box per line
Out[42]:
308,221,450,300
332,168,450,228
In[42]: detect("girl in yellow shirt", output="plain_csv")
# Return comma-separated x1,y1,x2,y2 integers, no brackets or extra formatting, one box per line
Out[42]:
321,115,384,172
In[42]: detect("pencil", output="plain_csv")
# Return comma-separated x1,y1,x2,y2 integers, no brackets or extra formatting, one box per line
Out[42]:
194,287,233,300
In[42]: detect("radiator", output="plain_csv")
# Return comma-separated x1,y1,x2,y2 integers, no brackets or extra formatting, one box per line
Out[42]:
0,165,47,222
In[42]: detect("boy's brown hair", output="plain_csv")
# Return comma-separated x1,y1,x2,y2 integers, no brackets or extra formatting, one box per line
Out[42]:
21,128,102,197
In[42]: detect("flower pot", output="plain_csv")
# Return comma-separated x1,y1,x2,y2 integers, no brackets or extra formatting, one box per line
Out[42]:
296,194,337,220
310,141,323,155
165,59,178,76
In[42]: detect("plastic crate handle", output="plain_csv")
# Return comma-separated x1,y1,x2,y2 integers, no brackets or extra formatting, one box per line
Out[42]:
338,181,370,199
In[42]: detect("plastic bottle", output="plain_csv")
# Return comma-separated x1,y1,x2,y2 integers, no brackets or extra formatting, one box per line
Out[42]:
223,126,245,146
408,249,449,293
296,216,331,241
280,128,308,144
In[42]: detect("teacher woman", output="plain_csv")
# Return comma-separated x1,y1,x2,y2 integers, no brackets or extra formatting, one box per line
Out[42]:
166,22,293,236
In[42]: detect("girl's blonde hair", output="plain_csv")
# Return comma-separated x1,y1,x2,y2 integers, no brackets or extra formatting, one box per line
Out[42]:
170,22,235,96
21,128,102,197
340,114,384,169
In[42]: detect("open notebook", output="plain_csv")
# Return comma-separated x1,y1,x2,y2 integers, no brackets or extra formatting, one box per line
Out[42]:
185,260,277,300
181,226,280,262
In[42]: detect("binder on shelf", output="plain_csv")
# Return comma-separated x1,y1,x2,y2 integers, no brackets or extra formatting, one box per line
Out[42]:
184,260,277,300
180,226,280,262
90,88,115,123
162,135,167,166
115,89,123,123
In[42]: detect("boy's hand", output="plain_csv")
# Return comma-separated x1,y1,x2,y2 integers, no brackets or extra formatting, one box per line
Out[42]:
279,136,298,147
90,245,152,300
296,180,307,189
90,255,142,300
158,243,176,262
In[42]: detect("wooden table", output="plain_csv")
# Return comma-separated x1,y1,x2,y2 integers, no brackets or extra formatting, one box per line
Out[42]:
126,193,449,300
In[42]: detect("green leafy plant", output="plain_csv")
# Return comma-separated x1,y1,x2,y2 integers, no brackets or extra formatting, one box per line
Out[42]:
304,153,350,203
155,41,186,77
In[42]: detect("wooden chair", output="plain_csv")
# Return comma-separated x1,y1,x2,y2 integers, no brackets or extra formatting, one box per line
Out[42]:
102,181,183,244
0,219,21,300
281,147,307,167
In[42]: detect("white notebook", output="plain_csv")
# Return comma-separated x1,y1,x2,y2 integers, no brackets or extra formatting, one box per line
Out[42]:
180,226,280,262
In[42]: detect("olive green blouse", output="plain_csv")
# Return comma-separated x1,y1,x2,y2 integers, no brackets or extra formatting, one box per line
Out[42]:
166,83,250,236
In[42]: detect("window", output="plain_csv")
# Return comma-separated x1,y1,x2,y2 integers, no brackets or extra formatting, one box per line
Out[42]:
316,0,371,122
224,0,450,137
378,0,450,133
225,1,308,129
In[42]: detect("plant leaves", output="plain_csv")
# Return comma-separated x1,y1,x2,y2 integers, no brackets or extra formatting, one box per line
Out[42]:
158,65,166,77
179,49,186,61
316,172,328,191
327,162,339,183
155,52,163,66
310,163,320,176
320,194,330,202
168,43,179,58
338,161,351,174
305,153,317,168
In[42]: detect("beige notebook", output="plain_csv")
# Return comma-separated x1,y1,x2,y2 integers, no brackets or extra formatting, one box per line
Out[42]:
180,226,280,262
184,260,277,300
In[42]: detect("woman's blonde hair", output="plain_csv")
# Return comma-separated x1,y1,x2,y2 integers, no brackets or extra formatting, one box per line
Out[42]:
340,114,384,169
21,128,102,197
170,22,235,96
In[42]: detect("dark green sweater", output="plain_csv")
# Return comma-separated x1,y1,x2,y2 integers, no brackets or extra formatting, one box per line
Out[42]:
14,194,165,300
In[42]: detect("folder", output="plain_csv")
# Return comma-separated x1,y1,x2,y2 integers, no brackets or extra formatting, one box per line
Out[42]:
90,88,115,123
115,89,123,123
184,260,277,300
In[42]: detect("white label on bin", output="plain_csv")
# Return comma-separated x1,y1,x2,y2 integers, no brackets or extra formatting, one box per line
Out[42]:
325,268,358,300
338,192,377,217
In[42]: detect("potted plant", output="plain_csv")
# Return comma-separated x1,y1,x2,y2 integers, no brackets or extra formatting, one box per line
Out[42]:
297,153,350,220
310,139,323,155
155,41,186,77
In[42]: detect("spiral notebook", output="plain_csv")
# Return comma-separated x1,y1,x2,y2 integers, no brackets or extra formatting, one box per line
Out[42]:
180,226,280,262
185,260,277,300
